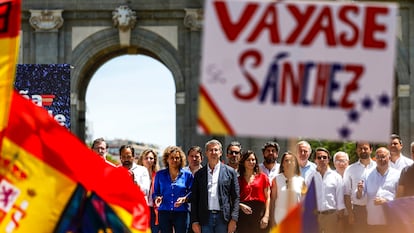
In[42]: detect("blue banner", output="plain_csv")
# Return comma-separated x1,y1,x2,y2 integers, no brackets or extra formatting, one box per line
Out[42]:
15,64,71,128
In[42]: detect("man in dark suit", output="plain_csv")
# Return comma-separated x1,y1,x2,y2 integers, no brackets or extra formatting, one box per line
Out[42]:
191,139,240,233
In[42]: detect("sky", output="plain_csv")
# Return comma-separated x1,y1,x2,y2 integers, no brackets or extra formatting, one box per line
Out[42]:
85,55,176,150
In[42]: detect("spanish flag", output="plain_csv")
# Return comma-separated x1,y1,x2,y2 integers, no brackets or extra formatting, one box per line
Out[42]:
0,0,150,232
269,178,318,233
0,0,20,132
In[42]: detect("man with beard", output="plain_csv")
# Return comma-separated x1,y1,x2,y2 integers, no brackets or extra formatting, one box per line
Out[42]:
119,145,151,202
343,142,376,233
259,141,280,182
226,141,242,172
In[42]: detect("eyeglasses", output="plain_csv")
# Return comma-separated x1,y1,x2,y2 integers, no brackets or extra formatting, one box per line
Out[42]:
146,157,155,161
316,156,328,160
335,159,348,164
228,151,240,155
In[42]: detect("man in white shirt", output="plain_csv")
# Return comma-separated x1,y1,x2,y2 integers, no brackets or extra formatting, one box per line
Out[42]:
306,147,345,233
119,145,151,203
343,141,376,233
357,147,400,233
259,141,280,182
388,134,413,171
191,139,239,233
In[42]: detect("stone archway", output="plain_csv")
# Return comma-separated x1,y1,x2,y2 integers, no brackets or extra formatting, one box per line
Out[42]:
71,27,184,143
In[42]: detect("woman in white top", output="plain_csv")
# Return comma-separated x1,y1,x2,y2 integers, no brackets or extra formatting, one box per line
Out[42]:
270,151,306,226
138,149,160,233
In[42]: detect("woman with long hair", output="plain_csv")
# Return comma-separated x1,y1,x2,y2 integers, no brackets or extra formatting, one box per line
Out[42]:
238,150,270,233
138,149,160,233
270,151,306,226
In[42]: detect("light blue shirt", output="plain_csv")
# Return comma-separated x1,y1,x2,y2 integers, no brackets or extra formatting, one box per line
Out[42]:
362,167,400,225
301,160,316,181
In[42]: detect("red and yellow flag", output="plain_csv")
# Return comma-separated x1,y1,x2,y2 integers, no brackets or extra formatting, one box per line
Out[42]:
269,178,318,233
0,0,150,231
0,0,20,132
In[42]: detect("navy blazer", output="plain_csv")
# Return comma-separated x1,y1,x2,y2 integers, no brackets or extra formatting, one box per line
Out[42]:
190,163,240,225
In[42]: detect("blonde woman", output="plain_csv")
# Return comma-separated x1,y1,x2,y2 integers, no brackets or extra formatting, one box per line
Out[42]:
138,149,160,233
270,151,306,226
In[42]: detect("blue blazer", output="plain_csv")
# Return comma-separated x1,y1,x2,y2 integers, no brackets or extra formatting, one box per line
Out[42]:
190,163,240,225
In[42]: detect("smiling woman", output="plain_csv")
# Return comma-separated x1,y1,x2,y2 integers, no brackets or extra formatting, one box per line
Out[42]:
85,54,176,150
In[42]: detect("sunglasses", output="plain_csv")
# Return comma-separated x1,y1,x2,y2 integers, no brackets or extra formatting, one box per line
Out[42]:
316,155,328,160
229,151,240,155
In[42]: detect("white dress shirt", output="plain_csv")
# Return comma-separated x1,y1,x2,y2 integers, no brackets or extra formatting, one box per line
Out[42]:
130,163,151,203
306,169,345,211
208,162,221,211
389,154,413,171
362,167,400,225
259,162,280,183
343,159,376,206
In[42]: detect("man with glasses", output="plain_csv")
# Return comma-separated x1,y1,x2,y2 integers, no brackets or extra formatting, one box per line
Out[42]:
259,141,280,182
334,151,349,178
306,147,345,233
356,147,399,233
226,141,242,172
333,151,350,233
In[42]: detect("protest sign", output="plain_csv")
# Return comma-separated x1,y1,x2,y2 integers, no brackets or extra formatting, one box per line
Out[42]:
198,0,398,142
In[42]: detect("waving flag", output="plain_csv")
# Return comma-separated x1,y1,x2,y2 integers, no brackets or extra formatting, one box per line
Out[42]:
0,0,20,132
0,0,150,231
384,196,414,233
270,178,318,233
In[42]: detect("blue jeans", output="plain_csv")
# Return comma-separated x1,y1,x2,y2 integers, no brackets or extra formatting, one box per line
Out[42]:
158,211,188,233
201,212,228,233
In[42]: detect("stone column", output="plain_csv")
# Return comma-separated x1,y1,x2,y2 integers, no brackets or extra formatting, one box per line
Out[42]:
29,9,63,64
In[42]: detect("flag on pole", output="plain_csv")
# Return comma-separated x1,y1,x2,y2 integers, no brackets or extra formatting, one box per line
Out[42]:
269,177,318,233
384,196,414,233
0,0,150,231
0,89,150,233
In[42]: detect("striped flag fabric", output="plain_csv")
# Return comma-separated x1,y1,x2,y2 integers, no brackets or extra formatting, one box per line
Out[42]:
0,0,150,231
0,0,20,132
270,178,319,233
384,196,414,233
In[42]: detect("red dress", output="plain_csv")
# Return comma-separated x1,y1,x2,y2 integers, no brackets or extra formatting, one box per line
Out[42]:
238,172,270,233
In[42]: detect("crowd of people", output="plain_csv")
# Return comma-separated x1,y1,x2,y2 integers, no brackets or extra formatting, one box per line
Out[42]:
89,134,414,233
